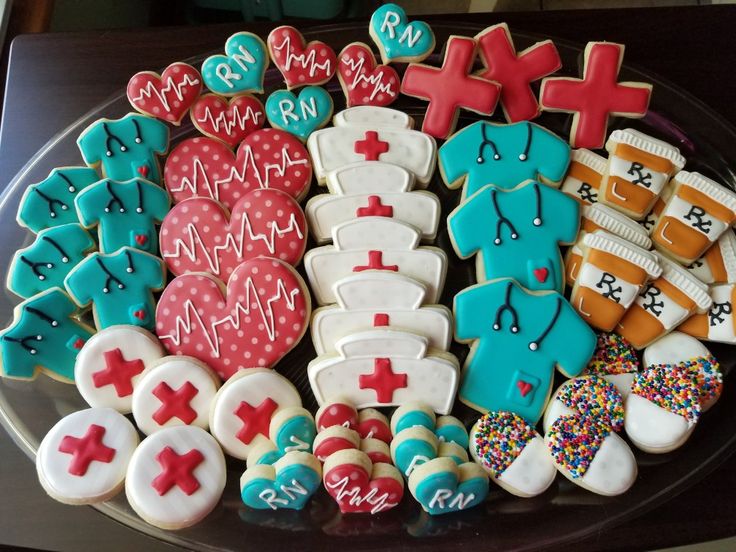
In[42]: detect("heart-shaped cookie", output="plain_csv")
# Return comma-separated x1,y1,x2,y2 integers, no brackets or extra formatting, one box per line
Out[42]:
267,26,337,89
265,87,333,143
369,3,435,63
155,257,310,380
315,399,392,443
201,32,269,96
247,407,317,467
190,93,265,148
408,457,489,516
159,188,307,281
337,43,400,108
164,131,311,210
127,62,203,125
241,451,322,511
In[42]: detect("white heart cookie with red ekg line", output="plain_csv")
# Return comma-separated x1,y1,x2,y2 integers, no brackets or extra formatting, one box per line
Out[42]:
127,62,202,125
155,257,310,380
159,189,307,282
190,93,265,148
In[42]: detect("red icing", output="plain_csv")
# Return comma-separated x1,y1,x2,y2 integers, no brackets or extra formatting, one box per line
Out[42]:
533,267,549,283
356,417,392,444
337,43,399,108
540,42,651,149
476,24,561,122
151,446,205,496
366,450,392,465
353,250,399,272
73,338,86,349
267,26,336,88
92,348,145,397
155,257,309,380
234,397,278,444
133,309,146,320
190,94,265,148
517,380,533,397
354,131,390,161
324,461,403,514
359,358,408,403
401,36,501,139
373,313,390,327
127,62,202,124
164,132,311,211
159,189,307,281
316,402,358,431
314,436,357,462
134,234,148,246
356,196,394,218
137,165,150,178
58,424,116,476
152,381,199,425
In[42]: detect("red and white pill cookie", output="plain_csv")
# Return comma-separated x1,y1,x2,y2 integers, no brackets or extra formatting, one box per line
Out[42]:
190,93,265,148
37,408,139,505
125,425,226,530
131,356,220,436
337,43,400,108
74,325,165,413
127,62,203,125
267,26,337,89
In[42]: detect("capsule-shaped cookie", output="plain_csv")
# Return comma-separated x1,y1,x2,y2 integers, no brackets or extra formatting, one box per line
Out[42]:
583,332,639,398
543,375,624,434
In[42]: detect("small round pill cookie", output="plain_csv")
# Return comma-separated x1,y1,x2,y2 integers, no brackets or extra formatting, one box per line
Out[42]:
643,331,722,412
131,356,220,435
37,408,139,505
470,411,556,498
408,457,489,516
583,332,640,398
74,325,165,413
624,364,701,453
546,415,637,496
543,375,625,434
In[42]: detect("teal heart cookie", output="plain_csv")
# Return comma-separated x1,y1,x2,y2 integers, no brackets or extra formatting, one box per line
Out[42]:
265,87,332,143
409,458,489,516
202,32,268,96
241,452,321,511
370,3,435,63
254,409,316,466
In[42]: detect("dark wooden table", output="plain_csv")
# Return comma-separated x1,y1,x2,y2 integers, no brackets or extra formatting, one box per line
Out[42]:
1,6,736,551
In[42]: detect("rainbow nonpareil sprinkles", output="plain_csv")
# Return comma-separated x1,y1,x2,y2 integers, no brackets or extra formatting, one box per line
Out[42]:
631,364,701,424
586,332,639,376
472,411,537,478
648,354,722,407
556,376,625,431
546,416,609,479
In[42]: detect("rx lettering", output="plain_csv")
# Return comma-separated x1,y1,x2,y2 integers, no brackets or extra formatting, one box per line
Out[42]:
640,285,664,316
684,205,713,234
627,162,652,188
596,272,623,303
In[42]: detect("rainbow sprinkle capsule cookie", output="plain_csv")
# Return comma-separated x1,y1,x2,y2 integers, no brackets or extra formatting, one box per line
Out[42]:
543,375,625,434
583,332,639,398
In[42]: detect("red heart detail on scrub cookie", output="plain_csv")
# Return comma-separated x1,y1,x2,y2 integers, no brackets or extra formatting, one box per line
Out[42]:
267,26,337,88
134,235,148,246
159,188,307,282
163,131,311,211
533,268,549,283
137,166,149,178
126,62,203,125
155,257,310,380
73,338,86,349
517,380,533,397
190,94,266,148
337,43,400,108
134,310,146,320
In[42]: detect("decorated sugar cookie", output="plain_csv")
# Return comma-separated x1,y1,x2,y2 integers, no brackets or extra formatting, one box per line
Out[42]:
449,181,579,292
0,288,95,382
540,42,652,149
17,167,100,233
401,35,500,139
546,415,637,496
369,3,434,63
77,113,169,184
265,86,333,142
201,32,269,96
7,224,96,299
475,23,561,123
337,43,400,107
190,93,265,148
315,399,392,443
246,407,317,467
391,403,469,449
164,131,311,210
333,105,413,129
74,325,165,413
155,258,310,380
126,425,226,529
159,189,307,282
688,231,736,285
64,247,166,331
470,411,556,498
312,425,361,463
267,26,336,88
75,178,170,254
409,457,489,516
583,332,639,398
454,278,597,423
241,451,321,511
127,62,202,125
679,283,736,344
131,356,220,435
360,438,392,465
542,376,624,434
304,217,447,306
439,121,571,198
36,408,138,505
390,426,468,478
560,148,607,205
209,368,302,460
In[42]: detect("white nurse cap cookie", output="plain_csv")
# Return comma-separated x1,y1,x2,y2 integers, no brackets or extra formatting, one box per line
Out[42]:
333,106,414,129
74,325,165,413
125,425,226,530
37,408,138,505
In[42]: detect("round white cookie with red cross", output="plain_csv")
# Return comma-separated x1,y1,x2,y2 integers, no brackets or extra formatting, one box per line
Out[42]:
37,407,139,505
74,325,165,413
209,368,302,460
125,425,226,530
131,356,220,435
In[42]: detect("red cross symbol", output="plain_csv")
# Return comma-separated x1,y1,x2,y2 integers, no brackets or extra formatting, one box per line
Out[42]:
151,446,205,496
152,381,199,426
234,397,278,445
401,36,501,139
356,195,394,218
476,24,561,123
359,358,408,403
373,313,390,327
92,348,145,397
354,131,389,161
540,42,651,149
353,250,399,273
58,424,116,476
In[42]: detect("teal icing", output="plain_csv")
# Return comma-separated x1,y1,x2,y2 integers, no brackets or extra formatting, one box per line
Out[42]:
241,461,321,510
369,3,434,61
202,32,268,96
265,87,333,142
435,424,469,449
394,436,437,478
394,410,434,434
413,466,489,516
255,415,317,466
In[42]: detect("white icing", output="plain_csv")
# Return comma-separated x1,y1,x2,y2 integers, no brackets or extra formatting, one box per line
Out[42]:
705,284,736,343
580,432,636,496
608,155,669,195
542,396,576,435
496,436,556,498
333,107,413,130
195,104,263,133
688,255,715,284
333,217,419,249
340,55,397,101
603,373,635,399
661,195,726,242
130,72,201,113
271,32,332,77
624,393,693,452
634,283,690,330
578,262,640,308
326,162,414,194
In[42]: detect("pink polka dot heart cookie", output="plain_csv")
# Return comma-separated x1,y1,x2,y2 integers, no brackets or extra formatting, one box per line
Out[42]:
337,43,400,108
127,62,203,125
267,25,337,89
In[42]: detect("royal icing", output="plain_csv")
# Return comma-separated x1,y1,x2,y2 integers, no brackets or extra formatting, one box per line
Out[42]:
337,43,400,107
688,230,736,285
391,403,468,448
679,283,736,344
247,407,316,466
267,26,336,88
369,3,434,63
583,332,639,398
315,400,392,443
542,376,625,434
265,86,333,142
241,451,321,510
560,148,607,205
312,426,361,463
390,426,468,479
190,93,265,148
333,106,413,129
409,457,488,516
201,32,268,96
127,62,202,125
